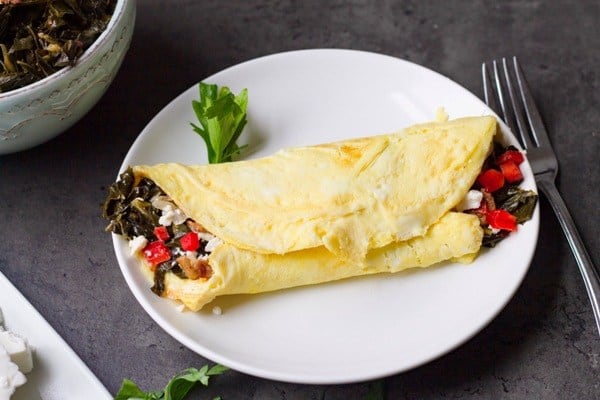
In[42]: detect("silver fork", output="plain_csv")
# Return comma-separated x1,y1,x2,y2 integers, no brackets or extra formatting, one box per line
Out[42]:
482,56,600,336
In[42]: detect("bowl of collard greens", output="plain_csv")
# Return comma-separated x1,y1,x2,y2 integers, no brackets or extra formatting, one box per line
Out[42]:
0,0,135,154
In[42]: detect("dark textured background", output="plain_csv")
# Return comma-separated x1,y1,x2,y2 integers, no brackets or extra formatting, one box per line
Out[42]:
1,1,599,398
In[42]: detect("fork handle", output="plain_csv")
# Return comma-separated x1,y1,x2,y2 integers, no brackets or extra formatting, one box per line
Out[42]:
537,174,600,336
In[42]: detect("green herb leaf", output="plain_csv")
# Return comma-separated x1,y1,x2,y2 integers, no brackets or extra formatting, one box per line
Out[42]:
207,364,230,375
495,186,538,223
114,365,229,400
102,168,163,240
191,82,248,164
114,379,163,400
482,228,509,248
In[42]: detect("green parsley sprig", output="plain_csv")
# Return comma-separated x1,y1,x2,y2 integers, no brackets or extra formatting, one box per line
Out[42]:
191,82,248,164
114,364,229,400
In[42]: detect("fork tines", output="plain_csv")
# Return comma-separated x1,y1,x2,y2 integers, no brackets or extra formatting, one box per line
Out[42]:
482,56,547,151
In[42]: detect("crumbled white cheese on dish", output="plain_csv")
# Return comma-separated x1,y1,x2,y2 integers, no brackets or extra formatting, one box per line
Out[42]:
0,307,32,400
0,346,26,400
456,190,483,211
152,196,188,226
158,208,187,226
151,195,173,210
212,306,222,315
0,331,33,374
204,237,223,253
170,247,185,257
197,232,215,242
185,251,197,259
128,235,148,256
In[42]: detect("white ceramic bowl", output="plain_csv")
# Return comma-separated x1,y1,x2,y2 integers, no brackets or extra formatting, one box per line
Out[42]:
0,0,136,155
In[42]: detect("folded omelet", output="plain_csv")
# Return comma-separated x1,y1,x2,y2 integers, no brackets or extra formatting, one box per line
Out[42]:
135,116,496,261
120,116,496,310
161,212,482,311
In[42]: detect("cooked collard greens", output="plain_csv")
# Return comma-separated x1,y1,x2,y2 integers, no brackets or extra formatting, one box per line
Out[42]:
0,0,117,93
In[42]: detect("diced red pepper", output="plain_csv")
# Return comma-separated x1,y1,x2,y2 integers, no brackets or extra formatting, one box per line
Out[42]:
153,226,170,241
496,149,524,165
143,240,171,268
477,169,505,192
499,161,523,183
180,232,200,251
487,209,517,232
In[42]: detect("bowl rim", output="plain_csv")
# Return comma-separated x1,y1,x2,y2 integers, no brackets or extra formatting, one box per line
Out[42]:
0,0,131,100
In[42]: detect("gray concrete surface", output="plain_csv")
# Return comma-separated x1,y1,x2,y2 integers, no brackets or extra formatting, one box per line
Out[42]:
1,1,598,398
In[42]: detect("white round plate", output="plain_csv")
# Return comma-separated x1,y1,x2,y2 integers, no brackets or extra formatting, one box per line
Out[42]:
114,49,539,384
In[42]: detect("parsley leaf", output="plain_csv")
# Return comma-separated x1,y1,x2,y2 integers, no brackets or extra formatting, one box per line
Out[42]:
114,379,163,400
114,364,229,400
191,82,248,164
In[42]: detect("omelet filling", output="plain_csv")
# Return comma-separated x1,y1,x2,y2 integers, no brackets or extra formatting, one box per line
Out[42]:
103,169,223,296
105,141,537,302
101,116,538,310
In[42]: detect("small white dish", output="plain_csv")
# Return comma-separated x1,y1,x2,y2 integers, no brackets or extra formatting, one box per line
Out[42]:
0,0,136,154
0,271,111,399
113,49,539,384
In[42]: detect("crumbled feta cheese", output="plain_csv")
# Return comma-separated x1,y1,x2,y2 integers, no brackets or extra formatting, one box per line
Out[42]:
151,195,174,211
212,306,222,315
152,196,188,226
204,237,223,253
128,236,148,256
0,308,32,400
185,251,197,260
197,232,216,242
0,331,33,374
0,346,26,400
175,304,186,313
457,190,483,211
158,208,187,226
171,247,185,257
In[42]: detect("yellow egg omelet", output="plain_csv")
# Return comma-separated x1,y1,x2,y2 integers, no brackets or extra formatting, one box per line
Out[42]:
134,116,495,261
162,212,483,311
126,116,497,311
